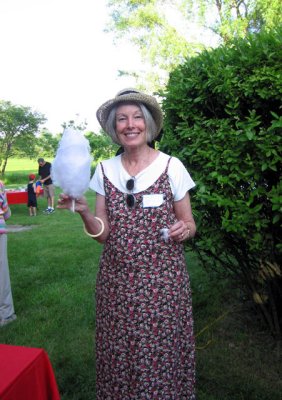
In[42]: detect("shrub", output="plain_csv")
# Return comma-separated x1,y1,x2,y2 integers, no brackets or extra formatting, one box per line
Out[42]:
160,28,282,339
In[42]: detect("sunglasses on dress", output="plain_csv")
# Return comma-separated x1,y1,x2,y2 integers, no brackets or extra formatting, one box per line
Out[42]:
126,178,136,208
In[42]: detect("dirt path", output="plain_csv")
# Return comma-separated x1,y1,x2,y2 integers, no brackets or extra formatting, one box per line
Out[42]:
6,225,39,233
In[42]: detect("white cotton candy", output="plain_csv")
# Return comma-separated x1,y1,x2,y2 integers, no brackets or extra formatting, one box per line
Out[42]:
51,128,92,199
160,228,169,242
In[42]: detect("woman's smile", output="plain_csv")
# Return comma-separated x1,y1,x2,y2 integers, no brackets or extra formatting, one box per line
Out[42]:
116,104,146,145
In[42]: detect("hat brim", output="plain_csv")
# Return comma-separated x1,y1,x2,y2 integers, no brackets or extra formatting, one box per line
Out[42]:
96,91,163,135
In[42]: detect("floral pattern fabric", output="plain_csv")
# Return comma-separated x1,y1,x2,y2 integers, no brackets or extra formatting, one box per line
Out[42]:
95,160,195,399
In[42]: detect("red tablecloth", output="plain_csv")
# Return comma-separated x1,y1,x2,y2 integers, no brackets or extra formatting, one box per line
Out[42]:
6,190,44,205
0,344,60,400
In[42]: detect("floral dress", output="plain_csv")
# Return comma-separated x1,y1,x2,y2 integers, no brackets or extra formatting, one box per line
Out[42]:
95,159,195,400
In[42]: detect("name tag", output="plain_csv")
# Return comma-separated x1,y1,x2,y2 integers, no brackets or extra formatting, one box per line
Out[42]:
142,194,164,208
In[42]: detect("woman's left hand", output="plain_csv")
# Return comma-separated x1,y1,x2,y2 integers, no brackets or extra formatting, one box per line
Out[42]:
169,220,190,242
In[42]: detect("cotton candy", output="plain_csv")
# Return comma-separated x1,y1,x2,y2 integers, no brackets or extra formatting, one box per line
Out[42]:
160,228,169,242
51,128,92,199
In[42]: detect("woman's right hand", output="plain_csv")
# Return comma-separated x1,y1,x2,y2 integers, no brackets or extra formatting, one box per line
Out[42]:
57,193,89,214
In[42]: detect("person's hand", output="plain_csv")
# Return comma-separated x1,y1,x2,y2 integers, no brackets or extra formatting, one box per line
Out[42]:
169,220,190,242
57,193,89,214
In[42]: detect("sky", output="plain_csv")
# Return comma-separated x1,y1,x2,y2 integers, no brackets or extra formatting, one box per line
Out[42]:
0,0,139,134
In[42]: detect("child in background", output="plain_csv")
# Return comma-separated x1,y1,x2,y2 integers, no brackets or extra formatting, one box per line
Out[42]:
27,174,37,216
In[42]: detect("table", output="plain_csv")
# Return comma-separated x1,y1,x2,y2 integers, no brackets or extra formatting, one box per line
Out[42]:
0,344,60,400
6,190,44,205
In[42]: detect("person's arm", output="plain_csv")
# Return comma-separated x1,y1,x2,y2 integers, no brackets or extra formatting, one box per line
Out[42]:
79,193,110,243
57,193,110,244
39,163,52,183
169,192,196,242
40,174,51,183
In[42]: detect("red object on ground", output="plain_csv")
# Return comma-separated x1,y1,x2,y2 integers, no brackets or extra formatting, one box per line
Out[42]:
6,189,44,205
0,344,61,400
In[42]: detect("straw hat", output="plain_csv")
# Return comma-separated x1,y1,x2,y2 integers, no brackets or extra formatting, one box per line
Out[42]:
96,88,163,135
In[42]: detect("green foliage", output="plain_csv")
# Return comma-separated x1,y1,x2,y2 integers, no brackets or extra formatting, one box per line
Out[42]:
2,158,42,186
0,101,46,175
62,119,88,131
106,0,282,91
85,131,119,164
205,0,282,41
106,0,201,90
160,28,282,338
35,130,61,158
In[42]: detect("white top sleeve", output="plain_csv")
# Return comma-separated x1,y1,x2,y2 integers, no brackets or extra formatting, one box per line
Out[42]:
89,151,195,201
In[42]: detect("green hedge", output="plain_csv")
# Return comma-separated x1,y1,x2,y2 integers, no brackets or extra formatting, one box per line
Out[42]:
160,28,282,338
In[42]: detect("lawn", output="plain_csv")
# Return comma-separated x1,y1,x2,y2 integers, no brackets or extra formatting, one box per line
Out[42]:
0,161,281,399
4,158,42,172
1,190,98,399
3,157,53,186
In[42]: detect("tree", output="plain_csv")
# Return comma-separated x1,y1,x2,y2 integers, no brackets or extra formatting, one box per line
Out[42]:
106,0,202,90
160,28,282,339
0,101,46,175
35,129,61,159
62,116,88,132
180,0,282,41
106,0,282,90
85,131,119,165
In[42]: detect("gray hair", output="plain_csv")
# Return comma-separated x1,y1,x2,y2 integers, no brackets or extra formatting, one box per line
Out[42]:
104,102,158,145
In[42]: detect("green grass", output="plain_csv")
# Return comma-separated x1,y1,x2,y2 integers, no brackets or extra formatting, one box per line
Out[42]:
1,190,98,399
2,158,53,186
1,162,281,399
188,255,282,400
5,158,41,172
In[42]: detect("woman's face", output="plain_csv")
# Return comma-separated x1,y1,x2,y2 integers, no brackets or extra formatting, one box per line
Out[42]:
115,104,146,148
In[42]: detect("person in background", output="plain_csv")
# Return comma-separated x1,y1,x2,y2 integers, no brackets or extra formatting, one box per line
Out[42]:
38,157,55,214
58,89,197,399
27,174,37,216
0,180,16,327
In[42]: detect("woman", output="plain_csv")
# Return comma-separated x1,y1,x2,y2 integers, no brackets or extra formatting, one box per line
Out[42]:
0,181,16,327
58,89,197,399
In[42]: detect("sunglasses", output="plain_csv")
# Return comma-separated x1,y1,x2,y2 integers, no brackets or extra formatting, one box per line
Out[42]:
126,178,136,208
